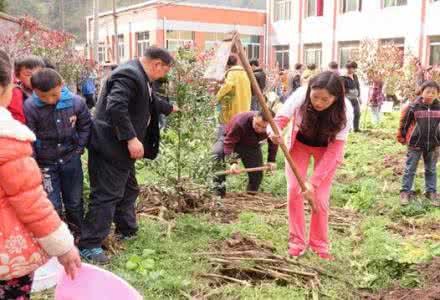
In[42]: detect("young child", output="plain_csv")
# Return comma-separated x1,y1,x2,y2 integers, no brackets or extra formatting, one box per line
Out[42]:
24,68,92,237
398,80,440,207
269,71,353,260
8,56,45,124
0,50,81,299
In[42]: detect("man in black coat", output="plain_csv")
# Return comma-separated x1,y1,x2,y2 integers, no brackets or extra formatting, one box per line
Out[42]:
79,47,175,263
250,59,266,111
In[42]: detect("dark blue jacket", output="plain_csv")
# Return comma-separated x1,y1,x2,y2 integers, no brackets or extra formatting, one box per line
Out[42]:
24,87,92,165
81,78,96,96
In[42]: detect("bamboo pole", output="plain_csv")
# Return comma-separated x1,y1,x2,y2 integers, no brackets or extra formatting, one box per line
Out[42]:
231,32,315,211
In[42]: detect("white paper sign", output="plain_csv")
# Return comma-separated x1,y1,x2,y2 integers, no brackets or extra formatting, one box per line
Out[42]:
381,101,394,113
204,41,232,81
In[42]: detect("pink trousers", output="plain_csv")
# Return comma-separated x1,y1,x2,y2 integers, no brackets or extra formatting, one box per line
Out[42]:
286,141,338,254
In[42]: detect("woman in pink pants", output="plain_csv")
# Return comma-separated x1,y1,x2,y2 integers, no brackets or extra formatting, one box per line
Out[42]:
269,71,353,260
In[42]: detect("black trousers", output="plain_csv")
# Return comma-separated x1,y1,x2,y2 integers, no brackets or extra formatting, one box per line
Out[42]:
84,94,95,109
0,274,33,299
79,149,139,249
213,141,264,195
349,98,361,131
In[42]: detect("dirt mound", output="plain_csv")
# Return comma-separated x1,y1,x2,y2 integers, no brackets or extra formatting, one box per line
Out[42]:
365,257,440,300
364,130,396,141
137,183,213,219
383,154,405,177
198,232,324,290
212,192,286,223
387,219,440,240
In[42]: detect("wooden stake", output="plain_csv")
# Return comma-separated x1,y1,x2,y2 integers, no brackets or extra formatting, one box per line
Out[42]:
215,165,272,176
231,32,315,211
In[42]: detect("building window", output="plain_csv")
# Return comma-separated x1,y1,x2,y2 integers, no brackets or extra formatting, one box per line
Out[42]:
274,0,292,21
341,0,362,13
339,41,360,67
98,43,106,63
275,45,289,70
204,32,226,50
117,34,125,61
305,0,324,17
304,44,322,68
136,31,150,57
430,37,440,66
166,30,194,52
383,0,407,7
242,35,261,61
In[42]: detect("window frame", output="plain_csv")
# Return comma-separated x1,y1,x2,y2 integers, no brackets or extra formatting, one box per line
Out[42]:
242,35,261,61
305,0,324,18
429,37,440,66
136,31,150,57
204,32,227,50
338,41,360,67
383,0,408,8
341,0,362,13
274,0,292,21
274,45,290,70
303,44,322,68
97,42,106,64
166,30,195,52
117,34,125,61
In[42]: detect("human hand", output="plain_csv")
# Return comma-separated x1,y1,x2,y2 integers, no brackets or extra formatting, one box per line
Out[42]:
269,133,284,145
266,162,277,171
302,183,317,212
127,137,144,159
58,247,81,280
172,105,180,113
229,163,241,174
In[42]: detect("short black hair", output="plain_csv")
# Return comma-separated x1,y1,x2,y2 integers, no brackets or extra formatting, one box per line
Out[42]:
31,68,63,92
43,58,56,70
227,55,238,67
346,61,358,69
144,47,174,65
420,80,440,94
328,61,338,69
0,50,12,88
307,64,316,71
294,63,303,71
256,109,275,122
14,55,45,77
250,59,259,67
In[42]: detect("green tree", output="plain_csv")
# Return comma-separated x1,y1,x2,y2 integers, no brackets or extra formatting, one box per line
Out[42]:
0,0,7,12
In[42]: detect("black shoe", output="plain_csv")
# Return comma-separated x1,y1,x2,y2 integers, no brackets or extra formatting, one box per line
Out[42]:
115,233,137,242
80,247,110,264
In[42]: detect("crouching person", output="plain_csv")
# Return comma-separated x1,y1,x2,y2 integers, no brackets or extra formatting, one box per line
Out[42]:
24,68,92,237
213,111,278,197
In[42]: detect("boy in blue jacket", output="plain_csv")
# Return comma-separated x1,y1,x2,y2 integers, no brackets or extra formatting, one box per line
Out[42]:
24,68,92,236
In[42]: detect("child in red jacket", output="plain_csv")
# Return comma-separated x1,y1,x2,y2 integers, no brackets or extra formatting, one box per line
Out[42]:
0,50,81,299
7,56,45,123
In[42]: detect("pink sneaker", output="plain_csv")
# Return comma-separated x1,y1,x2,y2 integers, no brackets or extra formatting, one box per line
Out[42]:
288,247,306,257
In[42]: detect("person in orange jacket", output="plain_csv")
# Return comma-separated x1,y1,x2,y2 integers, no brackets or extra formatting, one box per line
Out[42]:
0,50,81,299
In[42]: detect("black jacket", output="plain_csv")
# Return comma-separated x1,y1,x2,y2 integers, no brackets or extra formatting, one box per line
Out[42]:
400,97,440,151
342,74,361,100
90,59,173,166
252,68,266,96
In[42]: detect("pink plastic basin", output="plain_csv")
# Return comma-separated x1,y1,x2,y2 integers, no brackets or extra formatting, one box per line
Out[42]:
55,263,143,300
